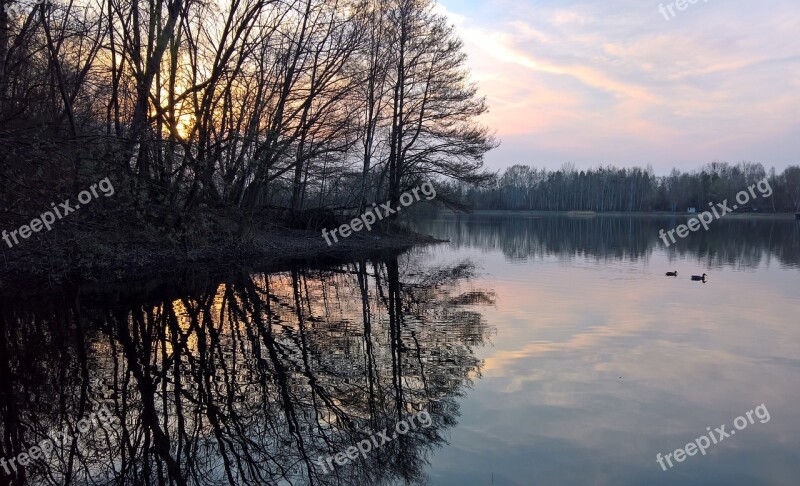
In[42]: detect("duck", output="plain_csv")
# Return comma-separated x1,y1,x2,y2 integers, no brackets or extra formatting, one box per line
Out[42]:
665,271,678,277
691,273,708,281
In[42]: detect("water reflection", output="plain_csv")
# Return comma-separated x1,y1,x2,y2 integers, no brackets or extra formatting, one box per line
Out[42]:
414,212,800,268
0,252,494,485
412,213,800,485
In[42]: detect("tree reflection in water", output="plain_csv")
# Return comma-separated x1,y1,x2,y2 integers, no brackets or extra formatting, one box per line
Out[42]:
0,251,494,485
414,213,800,268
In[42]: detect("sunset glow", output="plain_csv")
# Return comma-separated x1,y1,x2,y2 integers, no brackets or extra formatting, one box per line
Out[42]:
438,0,800,173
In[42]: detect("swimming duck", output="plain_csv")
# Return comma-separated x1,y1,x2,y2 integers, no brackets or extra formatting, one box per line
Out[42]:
691,273,708,281
665,271,678,277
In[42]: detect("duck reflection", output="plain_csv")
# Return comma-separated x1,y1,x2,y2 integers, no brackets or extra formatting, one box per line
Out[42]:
0,252,494,485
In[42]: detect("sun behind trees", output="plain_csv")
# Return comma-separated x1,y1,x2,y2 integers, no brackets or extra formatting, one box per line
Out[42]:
0,0,496,270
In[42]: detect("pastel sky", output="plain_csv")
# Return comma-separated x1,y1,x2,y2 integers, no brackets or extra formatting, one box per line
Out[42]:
436,0,800,174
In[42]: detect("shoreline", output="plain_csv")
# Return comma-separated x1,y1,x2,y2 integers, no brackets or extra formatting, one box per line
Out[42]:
0,228,445,296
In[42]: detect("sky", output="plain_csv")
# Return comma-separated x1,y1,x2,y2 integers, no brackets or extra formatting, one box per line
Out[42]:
435,0,800,175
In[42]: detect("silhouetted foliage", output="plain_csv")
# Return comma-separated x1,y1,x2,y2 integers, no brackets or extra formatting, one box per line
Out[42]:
0,0,494,259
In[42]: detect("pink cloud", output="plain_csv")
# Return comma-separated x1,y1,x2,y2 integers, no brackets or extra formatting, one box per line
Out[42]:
437,0,800,172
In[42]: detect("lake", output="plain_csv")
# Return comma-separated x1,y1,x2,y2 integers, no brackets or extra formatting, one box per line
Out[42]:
1,212,799,485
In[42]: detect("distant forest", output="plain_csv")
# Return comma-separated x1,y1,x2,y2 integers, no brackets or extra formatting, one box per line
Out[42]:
446,162,800,213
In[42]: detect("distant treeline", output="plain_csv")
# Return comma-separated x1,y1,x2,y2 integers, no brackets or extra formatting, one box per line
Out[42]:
445,163,800,213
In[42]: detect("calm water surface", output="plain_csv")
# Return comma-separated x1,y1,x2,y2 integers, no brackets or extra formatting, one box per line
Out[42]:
1,213,799,485
414,212,800,486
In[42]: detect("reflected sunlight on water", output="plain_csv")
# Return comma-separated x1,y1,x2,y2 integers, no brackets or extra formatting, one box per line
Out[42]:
1,213,799,485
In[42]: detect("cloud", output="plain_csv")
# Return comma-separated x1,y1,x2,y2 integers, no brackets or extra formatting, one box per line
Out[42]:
436,0,800,172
